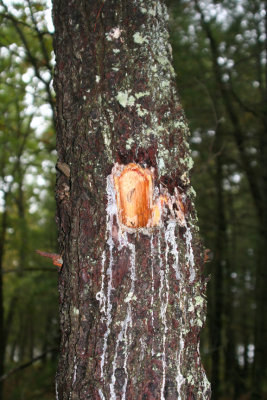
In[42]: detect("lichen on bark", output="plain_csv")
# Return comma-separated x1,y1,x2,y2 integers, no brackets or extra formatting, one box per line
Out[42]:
53,0,211,399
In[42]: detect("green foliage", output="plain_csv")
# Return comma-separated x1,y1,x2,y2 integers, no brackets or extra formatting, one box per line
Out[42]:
0,0,57,398
5,359,57,400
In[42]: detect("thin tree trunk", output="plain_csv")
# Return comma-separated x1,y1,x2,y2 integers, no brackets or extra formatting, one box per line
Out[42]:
252,4,267,390
210,125,225,399
16,167,27,275
9,334,19,363
18,313,27,362
0,197,8,399
224,192,239,398
53,1,210,398
42,314,52,363
3,295,18,362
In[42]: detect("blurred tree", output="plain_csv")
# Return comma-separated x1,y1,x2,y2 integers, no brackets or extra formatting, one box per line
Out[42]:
168,0,267,398
0,1,58,398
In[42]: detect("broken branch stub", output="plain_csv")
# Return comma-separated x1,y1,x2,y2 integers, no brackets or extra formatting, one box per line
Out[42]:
113,163,166,229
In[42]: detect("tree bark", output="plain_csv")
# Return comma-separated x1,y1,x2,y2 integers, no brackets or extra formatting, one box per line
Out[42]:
53,1,210,399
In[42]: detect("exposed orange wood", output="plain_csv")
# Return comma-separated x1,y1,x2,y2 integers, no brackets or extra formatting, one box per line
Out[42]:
113,163,166,229
114,164,153,228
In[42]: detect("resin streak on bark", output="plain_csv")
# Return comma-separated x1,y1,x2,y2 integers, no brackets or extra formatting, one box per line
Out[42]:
94,171,209,399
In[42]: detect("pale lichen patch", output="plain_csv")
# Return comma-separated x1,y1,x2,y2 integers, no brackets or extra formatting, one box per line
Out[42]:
73,307,79,316
128,95,135,106
188,186,196,197
124,292,136,303
136,104,148,117
135,91,150,99
133,32,148,44
107,27,122,41
197,319,204,327
188,301,194,313
195,296,204,307
157,55,169,65
116,91,130,108
187,375,194,385
140,6,147,14
148,7,156,17
116,91,136,108
181,172,190,185
174,120,191,136
160,80,170,88
158,158,165,171
126,137,135,150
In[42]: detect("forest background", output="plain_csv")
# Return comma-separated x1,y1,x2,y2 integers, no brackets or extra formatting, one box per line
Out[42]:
0,0,266,399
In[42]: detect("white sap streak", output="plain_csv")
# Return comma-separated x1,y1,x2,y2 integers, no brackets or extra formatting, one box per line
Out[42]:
72,356,77,385
98,389,105,400
121,241,136,399
176,336,185,399
110,239,136,399
158,237,164,309
184,224,195,283
164,218,186,397
121,311,131,400
97,174,136,399
55,381,59,400
159,234,170,400
97,175,117,379
165,220,180,280
110,307,132,400
127,241,136,288
99,236,113,378
140,336,146,361
175,191,195,283
122,242,136,400
96,252,107,314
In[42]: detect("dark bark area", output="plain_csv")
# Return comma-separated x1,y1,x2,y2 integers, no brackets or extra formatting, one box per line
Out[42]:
53,1,210,399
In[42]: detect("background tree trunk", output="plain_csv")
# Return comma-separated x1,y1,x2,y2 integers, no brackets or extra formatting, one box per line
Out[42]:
53,1,210,398
210,124,225,399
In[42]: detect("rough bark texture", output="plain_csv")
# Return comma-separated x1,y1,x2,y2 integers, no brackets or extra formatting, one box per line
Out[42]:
53,0,210,399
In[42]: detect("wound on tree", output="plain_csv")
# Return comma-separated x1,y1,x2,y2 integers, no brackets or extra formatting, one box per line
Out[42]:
113,163,166,229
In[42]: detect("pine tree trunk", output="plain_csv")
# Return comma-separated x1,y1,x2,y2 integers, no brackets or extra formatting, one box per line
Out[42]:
53,1,210,398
